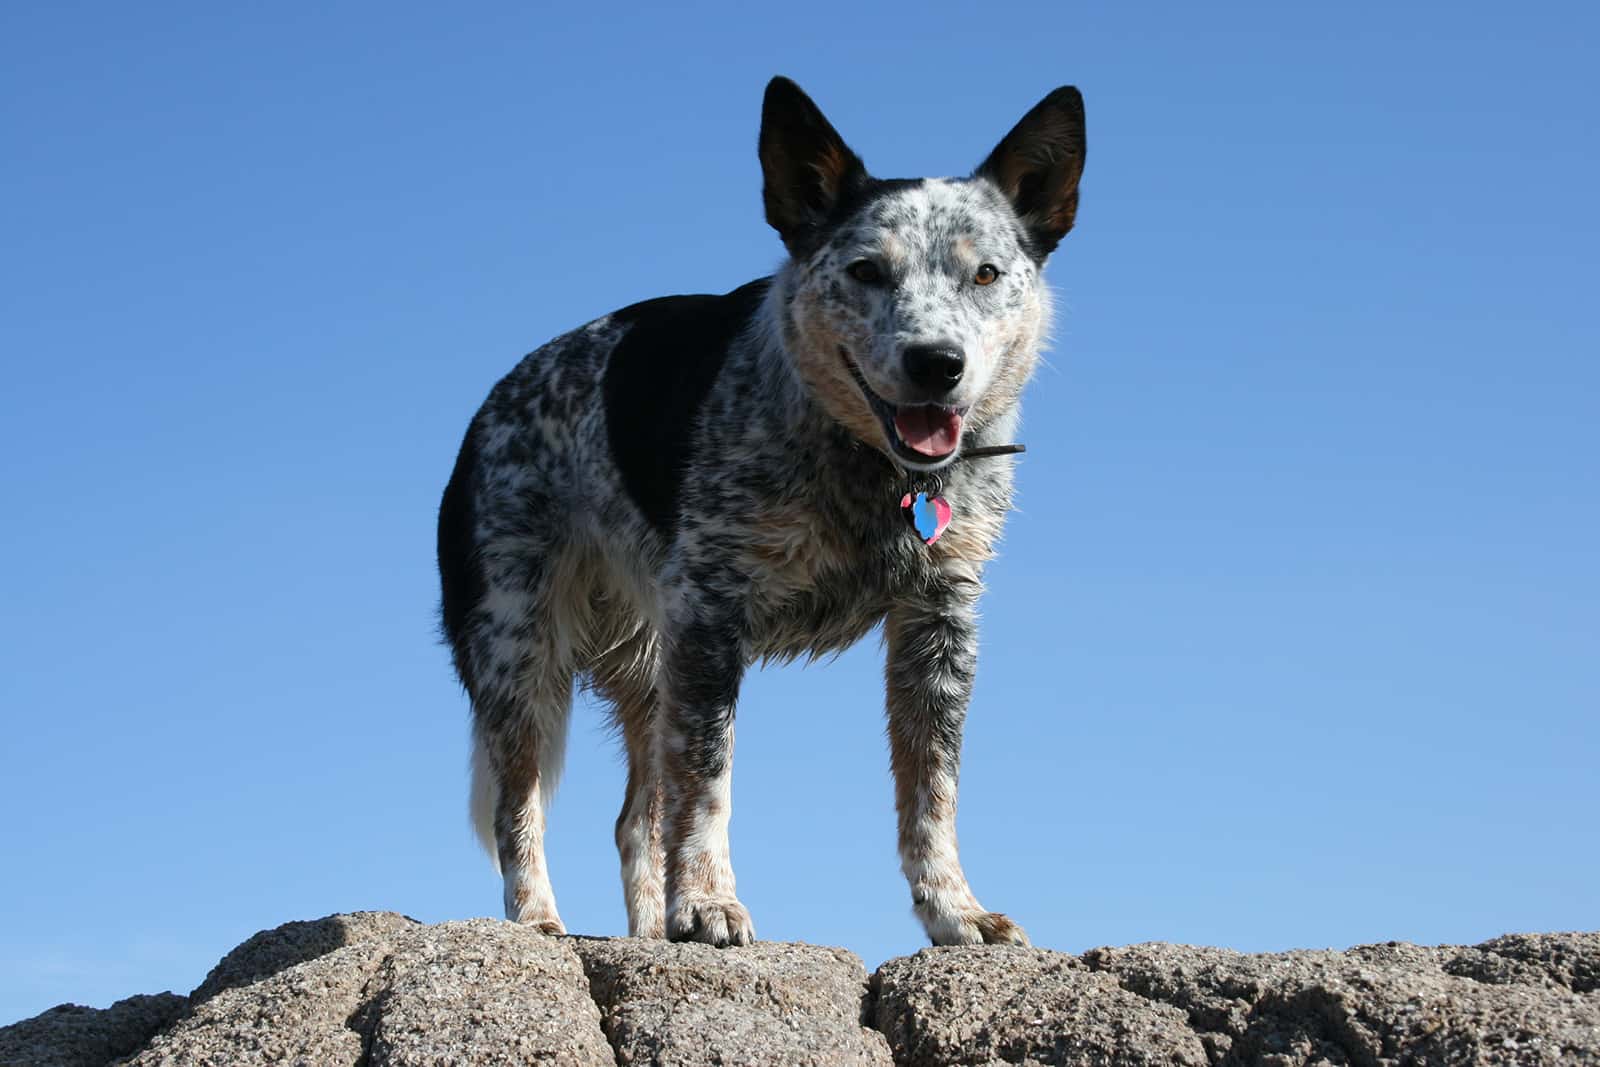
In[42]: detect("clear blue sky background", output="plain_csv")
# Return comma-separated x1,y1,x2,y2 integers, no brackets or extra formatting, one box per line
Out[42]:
3,1,1596,1026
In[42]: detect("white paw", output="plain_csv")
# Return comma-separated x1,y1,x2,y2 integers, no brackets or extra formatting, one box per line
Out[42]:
667,895,755,946
504,884,566,935
922,905,1030,946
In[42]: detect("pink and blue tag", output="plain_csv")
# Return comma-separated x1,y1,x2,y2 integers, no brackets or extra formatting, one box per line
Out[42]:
900,491,952,545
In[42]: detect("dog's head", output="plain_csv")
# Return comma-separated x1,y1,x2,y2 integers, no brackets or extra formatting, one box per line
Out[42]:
760,77,1085,471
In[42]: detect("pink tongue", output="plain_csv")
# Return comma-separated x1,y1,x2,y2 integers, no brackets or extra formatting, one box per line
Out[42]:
893,406,963,457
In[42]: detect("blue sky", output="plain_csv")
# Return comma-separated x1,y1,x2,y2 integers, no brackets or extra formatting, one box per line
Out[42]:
2,1,1596,1025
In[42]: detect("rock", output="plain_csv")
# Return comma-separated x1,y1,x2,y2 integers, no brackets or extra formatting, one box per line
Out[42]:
1443,931,1600,994
1085,938,1600,1066
362,919,612,1066
2,916,1596,1066
573,936,890,1065
0,993,186,1067
125,922,410,1066
122,915,612,1067
189,910,420,1005
872,945,1208,1066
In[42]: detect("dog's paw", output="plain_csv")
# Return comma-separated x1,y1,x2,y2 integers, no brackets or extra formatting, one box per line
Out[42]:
513,915,567,936
667,895,755,947
925,908,1030,947
506,892,567,935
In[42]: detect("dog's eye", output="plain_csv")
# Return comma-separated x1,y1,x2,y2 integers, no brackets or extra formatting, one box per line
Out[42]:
847,260,884,285
973,264,1001,286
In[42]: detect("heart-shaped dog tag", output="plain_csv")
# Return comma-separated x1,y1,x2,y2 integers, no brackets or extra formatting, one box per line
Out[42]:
900,491,952,545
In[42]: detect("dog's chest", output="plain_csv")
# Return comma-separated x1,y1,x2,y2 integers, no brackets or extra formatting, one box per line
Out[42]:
738,485,980,662
741,508,897,660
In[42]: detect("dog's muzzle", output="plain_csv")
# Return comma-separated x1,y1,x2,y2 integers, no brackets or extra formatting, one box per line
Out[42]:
838,347,966,466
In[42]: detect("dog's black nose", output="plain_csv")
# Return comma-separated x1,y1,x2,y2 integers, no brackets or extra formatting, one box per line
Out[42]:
903,344,965,393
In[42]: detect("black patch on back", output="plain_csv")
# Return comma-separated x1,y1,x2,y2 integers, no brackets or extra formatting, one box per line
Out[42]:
602,278,770,534
437,418,484,692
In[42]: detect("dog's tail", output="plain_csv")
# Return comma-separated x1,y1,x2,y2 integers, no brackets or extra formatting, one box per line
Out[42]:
469,727,500,872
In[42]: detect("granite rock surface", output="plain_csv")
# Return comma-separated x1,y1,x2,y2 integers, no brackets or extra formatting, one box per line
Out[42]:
3,914,1596,1065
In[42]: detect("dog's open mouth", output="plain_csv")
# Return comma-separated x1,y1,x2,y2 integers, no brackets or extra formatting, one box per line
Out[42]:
839,348,965,465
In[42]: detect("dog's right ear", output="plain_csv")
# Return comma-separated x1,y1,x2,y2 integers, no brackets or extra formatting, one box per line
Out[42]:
759,77,869,256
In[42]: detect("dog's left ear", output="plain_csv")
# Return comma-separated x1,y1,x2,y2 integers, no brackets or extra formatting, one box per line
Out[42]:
760,76,869,256
975,87,1086,261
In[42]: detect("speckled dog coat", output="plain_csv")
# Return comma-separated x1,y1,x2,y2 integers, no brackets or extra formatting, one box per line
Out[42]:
438,76,1085,947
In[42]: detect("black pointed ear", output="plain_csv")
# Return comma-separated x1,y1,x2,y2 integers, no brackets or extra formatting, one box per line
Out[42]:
759,77,869,256
975,87,1086,260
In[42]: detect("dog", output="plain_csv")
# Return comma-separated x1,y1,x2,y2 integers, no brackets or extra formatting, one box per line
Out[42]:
437,76,1085,947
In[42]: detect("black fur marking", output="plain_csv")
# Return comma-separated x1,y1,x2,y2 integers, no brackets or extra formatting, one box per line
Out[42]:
603,278,771,534
437,418,484,693
760,77,871,257
668,613,745,780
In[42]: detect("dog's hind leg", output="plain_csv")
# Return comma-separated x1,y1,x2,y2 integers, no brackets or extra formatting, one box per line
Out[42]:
591,628,666,938
474,687,572,931
468,561,578,934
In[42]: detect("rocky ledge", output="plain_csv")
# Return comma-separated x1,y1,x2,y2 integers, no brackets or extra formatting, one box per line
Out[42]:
3,913,1597,1065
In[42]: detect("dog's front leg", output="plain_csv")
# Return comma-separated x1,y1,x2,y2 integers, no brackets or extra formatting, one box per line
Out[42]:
886,593,1030,946
659,602,755,946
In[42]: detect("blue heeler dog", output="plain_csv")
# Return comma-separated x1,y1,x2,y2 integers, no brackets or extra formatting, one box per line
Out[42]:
438,76,1085,947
